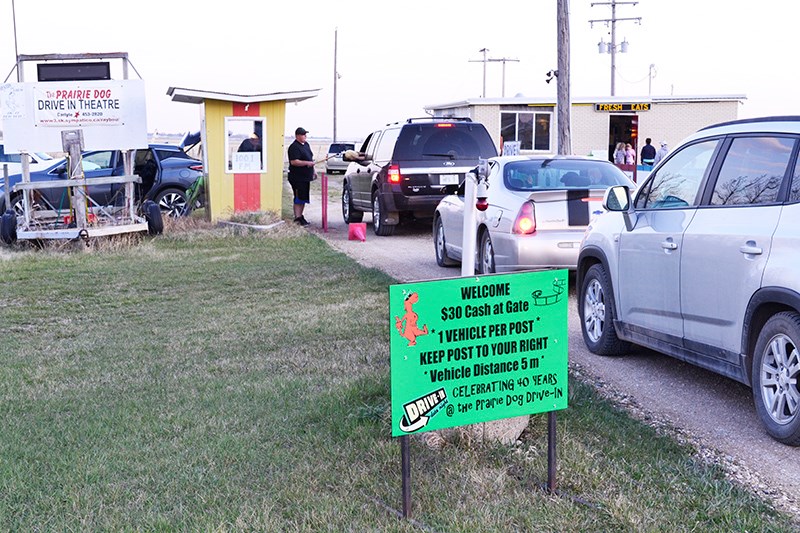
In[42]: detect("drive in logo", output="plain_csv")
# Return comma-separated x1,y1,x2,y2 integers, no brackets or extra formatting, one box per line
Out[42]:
398,388,448,433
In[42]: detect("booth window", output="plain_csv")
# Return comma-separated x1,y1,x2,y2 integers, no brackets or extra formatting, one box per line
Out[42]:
501,111,551,152
225,117,266,174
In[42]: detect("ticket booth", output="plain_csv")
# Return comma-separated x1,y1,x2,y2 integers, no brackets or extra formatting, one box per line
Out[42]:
167,87,319,222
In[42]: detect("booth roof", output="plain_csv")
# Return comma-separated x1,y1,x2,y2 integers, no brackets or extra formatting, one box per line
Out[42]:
167,87,320,105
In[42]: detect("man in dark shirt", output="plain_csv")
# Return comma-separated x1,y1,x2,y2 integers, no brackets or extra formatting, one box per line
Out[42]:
641,138,656,167
287,127,315,226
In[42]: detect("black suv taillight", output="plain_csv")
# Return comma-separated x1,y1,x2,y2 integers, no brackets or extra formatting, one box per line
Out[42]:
388,165,402,184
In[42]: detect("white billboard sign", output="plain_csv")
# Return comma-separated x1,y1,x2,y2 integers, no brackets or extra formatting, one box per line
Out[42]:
0,80,147,153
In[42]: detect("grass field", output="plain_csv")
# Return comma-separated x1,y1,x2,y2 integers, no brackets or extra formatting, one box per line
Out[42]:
0,219,796,531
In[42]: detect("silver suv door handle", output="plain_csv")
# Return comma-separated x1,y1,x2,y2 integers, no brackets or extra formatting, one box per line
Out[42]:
661,240,678,250
740,244,763,255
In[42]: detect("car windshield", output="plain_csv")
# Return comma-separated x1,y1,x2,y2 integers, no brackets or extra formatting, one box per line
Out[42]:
503,159,631,190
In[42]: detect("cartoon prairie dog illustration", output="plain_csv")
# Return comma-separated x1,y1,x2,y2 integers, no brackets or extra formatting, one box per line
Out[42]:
395,292,428,347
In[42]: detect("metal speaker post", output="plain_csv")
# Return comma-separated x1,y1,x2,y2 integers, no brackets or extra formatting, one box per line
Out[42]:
322,172,328,232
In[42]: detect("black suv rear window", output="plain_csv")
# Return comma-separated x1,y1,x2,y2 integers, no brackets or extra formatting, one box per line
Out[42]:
393,124,497,161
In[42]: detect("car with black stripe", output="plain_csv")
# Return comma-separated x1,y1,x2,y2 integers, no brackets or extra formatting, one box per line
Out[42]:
342,117,498,236
433,155,634,273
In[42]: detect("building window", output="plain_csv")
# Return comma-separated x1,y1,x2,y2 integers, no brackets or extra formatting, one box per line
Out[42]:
501,112,551,151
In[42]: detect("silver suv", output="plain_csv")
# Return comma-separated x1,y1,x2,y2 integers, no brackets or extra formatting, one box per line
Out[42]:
577,116,800,445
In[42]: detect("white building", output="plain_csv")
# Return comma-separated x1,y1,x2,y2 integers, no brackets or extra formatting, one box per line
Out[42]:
425,95,745,162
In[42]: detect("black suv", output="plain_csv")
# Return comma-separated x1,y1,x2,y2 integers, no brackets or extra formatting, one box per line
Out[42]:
341,118,497,235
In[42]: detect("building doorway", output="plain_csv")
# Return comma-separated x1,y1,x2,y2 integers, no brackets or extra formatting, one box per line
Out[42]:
607,114,639,162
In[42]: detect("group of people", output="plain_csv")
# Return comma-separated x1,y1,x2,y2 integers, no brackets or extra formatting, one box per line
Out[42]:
614,137,669,168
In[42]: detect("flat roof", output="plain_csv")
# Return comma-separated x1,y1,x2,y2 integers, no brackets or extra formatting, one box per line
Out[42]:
167,86,320,105
425,94,747,111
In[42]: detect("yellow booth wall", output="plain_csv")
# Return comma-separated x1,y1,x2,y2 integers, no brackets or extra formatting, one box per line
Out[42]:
203,99,286,221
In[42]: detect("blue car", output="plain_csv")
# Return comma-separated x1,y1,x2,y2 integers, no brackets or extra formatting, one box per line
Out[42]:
0,144,203,218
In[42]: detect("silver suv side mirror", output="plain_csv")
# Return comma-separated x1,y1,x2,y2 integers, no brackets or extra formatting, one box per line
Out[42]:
604,185,630,211
603,185,637,231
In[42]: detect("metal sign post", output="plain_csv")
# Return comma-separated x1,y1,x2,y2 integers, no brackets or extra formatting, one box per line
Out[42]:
401,435,411,518
62,130,87,228
2,164,8,211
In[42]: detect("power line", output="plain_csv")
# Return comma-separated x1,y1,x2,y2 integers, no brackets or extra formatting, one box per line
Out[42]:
468,50,520,98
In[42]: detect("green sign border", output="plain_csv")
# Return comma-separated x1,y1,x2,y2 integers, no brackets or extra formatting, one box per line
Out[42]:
390,270,569,436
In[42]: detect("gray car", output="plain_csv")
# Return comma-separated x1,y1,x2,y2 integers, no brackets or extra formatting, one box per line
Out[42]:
577,116,800,445
324,142,354,174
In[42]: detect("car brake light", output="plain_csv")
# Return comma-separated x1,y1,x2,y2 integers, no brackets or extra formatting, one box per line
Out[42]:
435,123,454,128
513,201,536,234
189,165,203,171
388,165,402,184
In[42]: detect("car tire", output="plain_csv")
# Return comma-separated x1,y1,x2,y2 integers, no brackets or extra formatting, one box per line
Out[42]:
342,182,363,223
579,263,630,356
752,311,800,445
142,200,164,235
372,191,395,236
478,230,495,274
434,216,458,267
154,188,187,218
1,209,17,245
9,193,24,217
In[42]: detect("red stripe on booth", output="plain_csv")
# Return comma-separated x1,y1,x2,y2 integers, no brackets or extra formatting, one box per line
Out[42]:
233,102,261,212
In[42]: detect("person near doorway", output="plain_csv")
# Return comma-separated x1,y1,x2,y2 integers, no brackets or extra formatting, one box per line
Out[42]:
625,143,636,165
287,127,315,226
653,141,669,167
613,142,626,164
641,138,656,167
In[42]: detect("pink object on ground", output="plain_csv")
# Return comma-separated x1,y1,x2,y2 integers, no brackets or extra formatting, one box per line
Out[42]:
348,222,367,242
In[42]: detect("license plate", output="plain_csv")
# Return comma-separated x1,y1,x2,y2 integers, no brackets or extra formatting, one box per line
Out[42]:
439,174,459,185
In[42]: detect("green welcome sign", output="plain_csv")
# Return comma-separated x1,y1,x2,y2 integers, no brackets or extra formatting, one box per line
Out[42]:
390,270,569,437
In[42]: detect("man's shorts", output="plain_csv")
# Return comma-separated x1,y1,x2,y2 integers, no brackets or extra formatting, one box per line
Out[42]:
288,178,310,204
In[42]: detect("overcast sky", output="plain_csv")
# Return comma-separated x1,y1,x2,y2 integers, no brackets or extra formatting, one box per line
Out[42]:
3,1,798,142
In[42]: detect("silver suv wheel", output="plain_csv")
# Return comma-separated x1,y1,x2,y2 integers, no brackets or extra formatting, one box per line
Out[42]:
753,312,800,445
579,263,629,356
583,278,606,344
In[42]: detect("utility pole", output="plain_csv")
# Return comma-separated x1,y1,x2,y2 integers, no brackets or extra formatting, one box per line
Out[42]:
470,51,520,98
12,0,20,81
557,0,571,155
469,48,490,98
590,1,641,96
333,28,338,142
487,58,520,97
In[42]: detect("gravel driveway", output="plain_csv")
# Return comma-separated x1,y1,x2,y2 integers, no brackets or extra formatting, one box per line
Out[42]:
303,176,800,518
